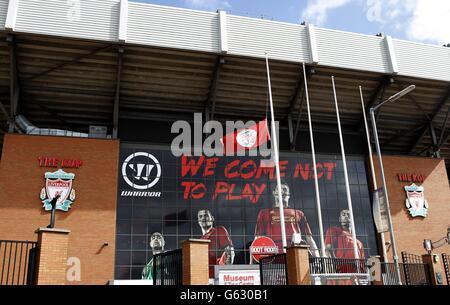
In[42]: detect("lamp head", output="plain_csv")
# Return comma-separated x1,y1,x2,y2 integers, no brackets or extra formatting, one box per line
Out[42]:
423,239,433,254
386,85,416,103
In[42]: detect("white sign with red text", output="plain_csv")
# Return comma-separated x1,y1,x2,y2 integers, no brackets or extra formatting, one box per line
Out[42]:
215,266,261,285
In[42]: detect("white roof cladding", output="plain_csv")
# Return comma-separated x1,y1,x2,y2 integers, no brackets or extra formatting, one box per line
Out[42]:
226,15,310,63
0,0,8,31
127,2,220,53
3,0,450,82
14,0,120,41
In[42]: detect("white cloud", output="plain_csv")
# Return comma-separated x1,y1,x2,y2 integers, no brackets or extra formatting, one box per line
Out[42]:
301,0,352,26
183,0,231,11
364,0,450,44
406,0,450,45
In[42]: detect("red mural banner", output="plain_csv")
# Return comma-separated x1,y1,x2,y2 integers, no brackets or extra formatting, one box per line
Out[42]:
180,156,337,204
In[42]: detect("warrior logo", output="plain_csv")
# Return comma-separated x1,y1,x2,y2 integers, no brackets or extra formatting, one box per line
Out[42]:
122,152,161,190
404,183,429,218
236,128,257,148
40,169,76,212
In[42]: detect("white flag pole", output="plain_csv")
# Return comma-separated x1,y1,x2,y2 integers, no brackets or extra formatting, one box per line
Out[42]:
303,62,326,257
331,76,359,259
265,53,287,253
359,86,388,262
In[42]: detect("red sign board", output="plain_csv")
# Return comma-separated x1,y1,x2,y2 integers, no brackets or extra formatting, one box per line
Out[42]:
397,173,425,183
250,236,278,263
38,157,83,168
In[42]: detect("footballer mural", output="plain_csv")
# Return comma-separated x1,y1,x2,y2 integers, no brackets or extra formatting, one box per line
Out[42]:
115,145,378,280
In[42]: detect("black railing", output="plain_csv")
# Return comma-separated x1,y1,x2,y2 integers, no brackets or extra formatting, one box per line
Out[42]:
441,253,449,285
153,248,182,285
401,251,431,285
401,251,423,264
381,262,406,285
259,253,288,285
309,257,367,274
0,240,38,285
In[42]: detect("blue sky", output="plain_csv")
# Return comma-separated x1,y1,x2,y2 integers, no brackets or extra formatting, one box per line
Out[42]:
134,0,450,46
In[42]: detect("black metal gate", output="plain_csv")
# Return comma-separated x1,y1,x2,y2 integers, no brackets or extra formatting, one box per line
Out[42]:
400,251,431,285
442,253,450,285
0,240,38,285
259,253,288,285
153,248,182,285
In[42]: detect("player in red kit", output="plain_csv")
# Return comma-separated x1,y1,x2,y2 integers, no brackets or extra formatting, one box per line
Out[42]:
198,209,234,278
325,209,365,273
254,181,320,261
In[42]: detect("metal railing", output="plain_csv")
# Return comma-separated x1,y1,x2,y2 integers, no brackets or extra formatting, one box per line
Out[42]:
153,248,182,285
0,240,38,285
400,251,431,285
309,257,367,274
259,253,288,285
442,253,450,285
381,262,406,285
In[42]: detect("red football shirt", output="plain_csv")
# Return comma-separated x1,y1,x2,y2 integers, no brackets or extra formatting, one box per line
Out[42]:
324,226,365,259
200,226,233,278
254,208,312,251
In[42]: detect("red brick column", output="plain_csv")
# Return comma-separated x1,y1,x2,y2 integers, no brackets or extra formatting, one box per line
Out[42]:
422,254,445,285
34,227,70,285
182,239,210,285
286,245,311,285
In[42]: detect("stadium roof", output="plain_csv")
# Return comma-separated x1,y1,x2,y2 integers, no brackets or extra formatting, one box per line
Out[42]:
0,0,450,168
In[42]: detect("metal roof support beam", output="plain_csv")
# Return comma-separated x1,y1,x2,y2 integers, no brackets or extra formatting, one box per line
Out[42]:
429,122,441,158
5,0,19,31
218,10,228,54
24,44,114,82
291,87,306,151
438,104,450,147
287,114,294,147
113,47,124,139
306,24,319,64
381,124,425,146
118,0,128,43
408,124,428,153
290,65,313,150
288,66,312,114
0,99,9,121
356,76,392,130
206,56,224,121
409,85,450,153
7,34,19,133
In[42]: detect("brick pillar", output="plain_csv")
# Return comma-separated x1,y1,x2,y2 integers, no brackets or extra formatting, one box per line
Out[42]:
182,239,210,285
34,227,70,285
286,245,311,285
422,254,445,285
368,256,383,285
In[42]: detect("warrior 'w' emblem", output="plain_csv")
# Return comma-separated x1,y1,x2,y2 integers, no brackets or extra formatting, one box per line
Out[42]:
404,183,428,218
236,129,257,148
40,169,76,212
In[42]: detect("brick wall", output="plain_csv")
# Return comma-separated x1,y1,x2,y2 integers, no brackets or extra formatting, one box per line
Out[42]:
0,134,119,284
370,155,450,260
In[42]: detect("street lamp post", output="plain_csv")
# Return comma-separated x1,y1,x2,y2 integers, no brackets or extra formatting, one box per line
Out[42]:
369,84,415,285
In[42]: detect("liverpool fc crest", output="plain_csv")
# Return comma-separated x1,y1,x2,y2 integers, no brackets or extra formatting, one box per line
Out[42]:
404,183,428,218
40,169,76,212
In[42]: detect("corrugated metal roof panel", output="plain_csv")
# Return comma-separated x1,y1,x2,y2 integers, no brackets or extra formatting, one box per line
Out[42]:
394,39,450,82
315,27,391,74
127,3,220,53
227,15,310,63
14,0,120,41
0,0,8,31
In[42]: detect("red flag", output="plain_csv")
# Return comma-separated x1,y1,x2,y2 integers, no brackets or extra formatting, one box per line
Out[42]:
220,119,270,155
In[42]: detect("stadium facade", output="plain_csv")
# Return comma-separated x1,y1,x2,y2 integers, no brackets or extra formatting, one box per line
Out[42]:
0,0,449,285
